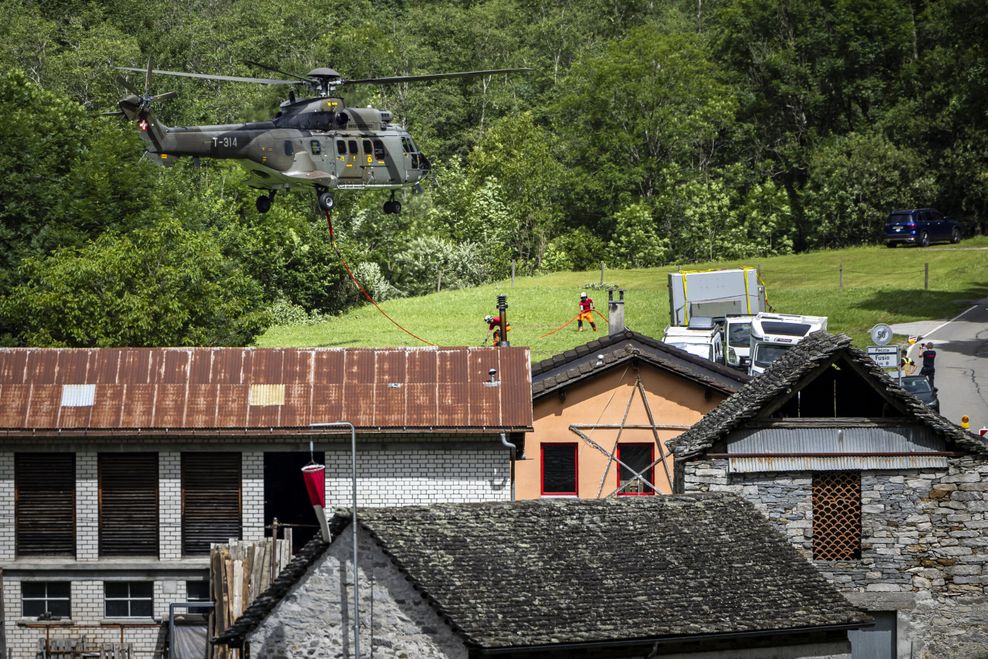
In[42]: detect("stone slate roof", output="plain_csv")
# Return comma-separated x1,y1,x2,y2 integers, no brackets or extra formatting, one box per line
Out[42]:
217,495,869,649
669,331,988,459
531,329,749,398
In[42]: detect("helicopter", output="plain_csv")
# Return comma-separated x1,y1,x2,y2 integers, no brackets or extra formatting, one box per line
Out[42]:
112,61,528,214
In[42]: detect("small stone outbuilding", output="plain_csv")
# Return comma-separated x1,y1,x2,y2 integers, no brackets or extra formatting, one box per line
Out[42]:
670,331,988,658
215,495,869,658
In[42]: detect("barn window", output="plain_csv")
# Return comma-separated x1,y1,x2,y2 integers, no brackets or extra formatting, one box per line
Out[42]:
104,581,153,618
15,454,75,557
181,453,241,556
22,582,71,618
99,453,159,557
541,444,577,495
617,444,655,496
813,472,862,560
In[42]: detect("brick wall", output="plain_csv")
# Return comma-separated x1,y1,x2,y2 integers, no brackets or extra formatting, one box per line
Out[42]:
242,451,265,541
0,453,13,561
76,453,98,561
159,452,182,560
682,456,988,657
324,447,511,507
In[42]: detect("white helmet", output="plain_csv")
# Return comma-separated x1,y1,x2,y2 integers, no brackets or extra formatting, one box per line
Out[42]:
580,292,587,299
484,315,494,323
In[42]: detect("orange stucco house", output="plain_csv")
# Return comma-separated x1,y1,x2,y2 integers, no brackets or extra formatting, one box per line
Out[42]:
517,318,749,499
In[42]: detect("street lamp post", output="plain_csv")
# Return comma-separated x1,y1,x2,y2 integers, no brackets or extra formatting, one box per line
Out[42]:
310,421,359,658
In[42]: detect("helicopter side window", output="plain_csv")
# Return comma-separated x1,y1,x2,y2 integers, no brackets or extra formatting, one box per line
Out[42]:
283,141,294,156
310,140,321,155
336,140,346,156
362,140,372,155
347,140,358,155
373,140,386,161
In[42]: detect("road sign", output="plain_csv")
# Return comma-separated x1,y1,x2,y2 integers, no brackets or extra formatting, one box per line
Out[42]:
867,345,899,370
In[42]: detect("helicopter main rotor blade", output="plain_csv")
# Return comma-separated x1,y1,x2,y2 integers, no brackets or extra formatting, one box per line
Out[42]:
244,60,312,83
344,67,531,86
113,73,140,96
115,66,301,86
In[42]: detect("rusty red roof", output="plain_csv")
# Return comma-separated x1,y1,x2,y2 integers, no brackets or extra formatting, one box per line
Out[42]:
0,347,532,434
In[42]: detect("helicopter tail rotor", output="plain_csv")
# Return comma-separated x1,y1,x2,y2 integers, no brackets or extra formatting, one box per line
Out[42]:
112,60,178,120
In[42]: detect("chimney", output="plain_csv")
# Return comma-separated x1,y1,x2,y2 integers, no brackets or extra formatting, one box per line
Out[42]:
608,289,625,335
497,294,509,347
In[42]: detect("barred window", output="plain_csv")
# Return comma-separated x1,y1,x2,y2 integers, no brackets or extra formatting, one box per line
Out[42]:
617,444,655,496
812,472,861,560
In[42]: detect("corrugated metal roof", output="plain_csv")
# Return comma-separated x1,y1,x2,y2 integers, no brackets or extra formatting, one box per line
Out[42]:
0,347,533,434
729,456,949,473
727,426,946,454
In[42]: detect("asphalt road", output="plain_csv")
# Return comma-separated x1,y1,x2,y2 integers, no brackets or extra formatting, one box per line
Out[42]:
892,299,988,431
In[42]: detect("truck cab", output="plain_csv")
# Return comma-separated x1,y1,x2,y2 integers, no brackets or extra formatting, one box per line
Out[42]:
662,325,725,364
749,313,828,376
725,315,755,370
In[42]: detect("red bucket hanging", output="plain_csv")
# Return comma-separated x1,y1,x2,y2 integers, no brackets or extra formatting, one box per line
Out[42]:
301,464,330,541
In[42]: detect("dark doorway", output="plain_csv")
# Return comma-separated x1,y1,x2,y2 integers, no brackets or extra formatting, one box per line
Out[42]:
264,452,325,553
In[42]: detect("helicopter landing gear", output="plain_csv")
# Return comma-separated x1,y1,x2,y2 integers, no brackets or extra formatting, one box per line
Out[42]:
255,190,276,214
317,190,335,211
383,192,401,215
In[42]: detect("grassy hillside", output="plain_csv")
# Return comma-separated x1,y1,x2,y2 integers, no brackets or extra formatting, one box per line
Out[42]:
256,238,988,361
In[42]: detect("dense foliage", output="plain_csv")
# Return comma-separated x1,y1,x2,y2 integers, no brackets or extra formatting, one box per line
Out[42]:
0,0,985,346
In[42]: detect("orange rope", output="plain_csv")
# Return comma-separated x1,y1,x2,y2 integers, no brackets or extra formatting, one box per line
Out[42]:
537,314,581,339
324,209,435,347
594,309,608,322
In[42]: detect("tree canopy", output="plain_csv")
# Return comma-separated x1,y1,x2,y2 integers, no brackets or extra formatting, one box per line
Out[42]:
0,0,985,346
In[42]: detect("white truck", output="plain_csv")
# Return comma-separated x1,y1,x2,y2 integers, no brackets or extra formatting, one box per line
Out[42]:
668,267,766,327
662,324,725,363
725,314,756,369
748,312,828,376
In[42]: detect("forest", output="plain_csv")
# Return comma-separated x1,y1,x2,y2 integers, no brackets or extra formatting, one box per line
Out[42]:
0,0,985,347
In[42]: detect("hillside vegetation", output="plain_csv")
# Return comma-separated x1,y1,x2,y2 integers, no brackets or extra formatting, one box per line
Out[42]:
257,239,988,361
1,1,987,347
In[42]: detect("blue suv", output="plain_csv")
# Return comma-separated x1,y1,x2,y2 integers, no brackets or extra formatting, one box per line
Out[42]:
883,208,961,247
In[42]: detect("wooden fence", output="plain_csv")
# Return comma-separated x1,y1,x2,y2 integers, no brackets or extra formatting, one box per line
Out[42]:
208,529,293,659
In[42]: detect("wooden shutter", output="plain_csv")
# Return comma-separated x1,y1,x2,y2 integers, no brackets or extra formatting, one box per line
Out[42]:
182,453,241,556
15,454,75,557
99,453,159,557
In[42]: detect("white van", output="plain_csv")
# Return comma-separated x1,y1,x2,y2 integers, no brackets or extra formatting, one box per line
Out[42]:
662,326,725,363
748,313,828,375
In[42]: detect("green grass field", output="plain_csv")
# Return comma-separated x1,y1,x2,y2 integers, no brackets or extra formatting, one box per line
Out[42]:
256,237,988,361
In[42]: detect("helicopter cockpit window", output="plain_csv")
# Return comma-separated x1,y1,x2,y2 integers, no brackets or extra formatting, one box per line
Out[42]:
401,137,412,153
283,141,294,156
336,140,346,156
373,139,386,161
310,140,321,155
348,140,358,155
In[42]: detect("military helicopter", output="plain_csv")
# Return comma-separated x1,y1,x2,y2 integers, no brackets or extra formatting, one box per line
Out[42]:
112,61,527,214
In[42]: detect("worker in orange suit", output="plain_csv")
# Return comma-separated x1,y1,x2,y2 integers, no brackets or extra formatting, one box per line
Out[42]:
484,314,511,345
577,292,597,332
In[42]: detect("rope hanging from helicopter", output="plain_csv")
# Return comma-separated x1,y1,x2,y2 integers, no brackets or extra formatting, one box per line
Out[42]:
323,209,436,347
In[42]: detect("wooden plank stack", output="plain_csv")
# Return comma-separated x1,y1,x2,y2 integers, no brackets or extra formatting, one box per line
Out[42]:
208,530,292,659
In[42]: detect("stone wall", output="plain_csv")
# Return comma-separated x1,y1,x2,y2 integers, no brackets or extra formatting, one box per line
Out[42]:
248,525,468,659
682,456,988,658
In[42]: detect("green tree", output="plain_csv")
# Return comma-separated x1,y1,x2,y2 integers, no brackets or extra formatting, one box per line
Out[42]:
802,132,937,247
1,220,269,347
607,202,670,268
